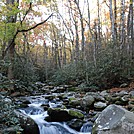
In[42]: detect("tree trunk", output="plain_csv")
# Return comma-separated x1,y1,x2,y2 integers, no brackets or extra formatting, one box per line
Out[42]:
6,0,17,80
109,0,115,41
74,0,85,59
7,42,15,80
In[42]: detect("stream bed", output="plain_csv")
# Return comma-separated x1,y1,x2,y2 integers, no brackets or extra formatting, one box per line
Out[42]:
18,94,92,134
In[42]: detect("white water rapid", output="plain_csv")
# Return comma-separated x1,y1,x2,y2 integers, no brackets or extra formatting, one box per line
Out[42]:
19,96,91,134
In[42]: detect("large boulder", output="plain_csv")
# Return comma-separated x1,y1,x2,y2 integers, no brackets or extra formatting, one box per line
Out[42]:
14,110,39,134
92,104,134,134
46,108,84,122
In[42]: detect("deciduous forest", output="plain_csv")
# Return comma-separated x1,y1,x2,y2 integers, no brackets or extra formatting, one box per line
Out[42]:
0,0,134,134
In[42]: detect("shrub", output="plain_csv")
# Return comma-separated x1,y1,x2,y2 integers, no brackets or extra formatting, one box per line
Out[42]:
0,94,23,133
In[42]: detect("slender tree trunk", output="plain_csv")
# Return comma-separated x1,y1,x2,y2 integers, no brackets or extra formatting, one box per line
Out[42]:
6,0,17,80
130,0,134,59
74,0,85,59
119,0,126,66
109,0,115,41
114,0,117,40
97,0,102,47
63,35,66,65
43,41,48,80
87,0,96,67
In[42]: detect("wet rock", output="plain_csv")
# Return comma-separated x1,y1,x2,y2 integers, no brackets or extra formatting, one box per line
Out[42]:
68,109,84,119
35,82,46,88
14,110,39,134
94,102,107,110
41,103,49,110
92,104,134,134
69,97,81,108
115,96,129,105
1,126,21,134
23,100,31,104
130,107,134,112
110,96,120,103
129,90,134,97
4,97,12,102
121,95,129,102
67,119,84,131
86,92,105,102
47,108,72,122
80,121,93,133
45,95,55,100
51,86,66,93
116,90,129,96
100,90,109,97
10,92,21,97
81,95,95,108
44,85,54,89
67,87,79,92
120,83,128,88
47,108,84,122
41,87,51,93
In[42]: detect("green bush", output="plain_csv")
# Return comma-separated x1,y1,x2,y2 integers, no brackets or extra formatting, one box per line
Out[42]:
52,44,134,89
0,94,23,133
52,62,86,85
13,56,38,86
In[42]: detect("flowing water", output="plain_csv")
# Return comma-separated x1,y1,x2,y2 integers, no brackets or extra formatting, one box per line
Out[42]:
19,95,91,134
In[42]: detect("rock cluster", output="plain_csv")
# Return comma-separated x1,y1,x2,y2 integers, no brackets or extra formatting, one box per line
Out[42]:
8,81,134,133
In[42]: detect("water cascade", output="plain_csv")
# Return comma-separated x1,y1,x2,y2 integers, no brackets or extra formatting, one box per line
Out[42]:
19,95,91,134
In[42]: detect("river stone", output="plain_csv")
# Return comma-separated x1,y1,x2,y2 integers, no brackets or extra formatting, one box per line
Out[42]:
92,104,134,134
47,108,84,122
10,92,21,97
69,97,81,108
67,119,84,131
120,83,128,88
80,121,93,133
82,95,95,107
94,102,107,109
100,90,109,97
129,90,134,97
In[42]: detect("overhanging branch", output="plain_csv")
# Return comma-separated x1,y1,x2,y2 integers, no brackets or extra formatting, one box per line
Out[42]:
18,13,53,33
4,13,53,57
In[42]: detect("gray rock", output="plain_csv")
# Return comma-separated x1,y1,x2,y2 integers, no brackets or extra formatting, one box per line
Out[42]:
67,119,84,131
82,95,95,107
116,90,128,96
10,92,21,97
69,98,81,107
100,90,109,97
120,83,128,88
94,102,107,109
129,90,134,97
92,104,134,134
80,121,93,133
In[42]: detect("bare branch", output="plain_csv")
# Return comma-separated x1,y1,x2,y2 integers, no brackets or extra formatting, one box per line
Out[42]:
18,13,53,33
20,2,32,25
4,13,53,57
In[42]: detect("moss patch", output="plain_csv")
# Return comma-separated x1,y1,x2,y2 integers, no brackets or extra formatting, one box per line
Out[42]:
68,109,84,119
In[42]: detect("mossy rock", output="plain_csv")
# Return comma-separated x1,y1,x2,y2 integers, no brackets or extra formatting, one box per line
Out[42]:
68,87,79,92
69,97,76,101
68,109,84,119
47,107,72,122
